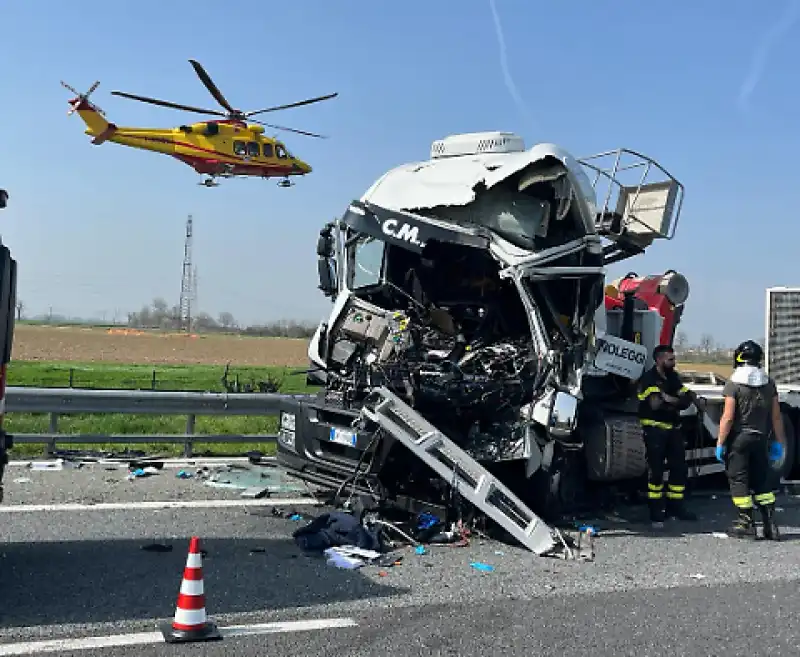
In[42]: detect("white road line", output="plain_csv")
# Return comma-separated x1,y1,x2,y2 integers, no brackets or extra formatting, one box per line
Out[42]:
8,456,263,468
0,497,320,513
0,617,358,655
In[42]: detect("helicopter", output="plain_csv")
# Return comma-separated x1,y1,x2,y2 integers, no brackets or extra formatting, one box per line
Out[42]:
62,59,338,187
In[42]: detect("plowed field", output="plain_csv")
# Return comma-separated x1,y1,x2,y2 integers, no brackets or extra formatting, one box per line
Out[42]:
11,324,311,367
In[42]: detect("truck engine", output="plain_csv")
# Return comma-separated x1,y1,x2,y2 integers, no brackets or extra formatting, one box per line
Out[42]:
278,132,688,527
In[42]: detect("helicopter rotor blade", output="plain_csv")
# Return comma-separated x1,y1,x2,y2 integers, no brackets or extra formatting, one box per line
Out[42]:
110,91,227,117
60,81,80,96
249,119,328,139
245,92,339,117
188,59,236,115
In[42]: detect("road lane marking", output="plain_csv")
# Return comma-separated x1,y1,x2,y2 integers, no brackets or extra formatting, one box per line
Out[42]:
0,498,320,513
8,457,264,468
0,617,357,655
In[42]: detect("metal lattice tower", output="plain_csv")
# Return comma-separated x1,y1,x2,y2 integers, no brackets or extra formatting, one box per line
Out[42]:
179,215,194,332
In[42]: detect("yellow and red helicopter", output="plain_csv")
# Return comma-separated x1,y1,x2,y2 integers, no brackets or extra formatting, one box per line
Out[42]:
63,59,338,187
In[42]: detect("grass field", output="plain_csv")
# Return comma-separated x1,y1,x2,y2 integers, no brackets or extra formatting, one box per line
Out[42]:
5,325,316,458
3,324,732,458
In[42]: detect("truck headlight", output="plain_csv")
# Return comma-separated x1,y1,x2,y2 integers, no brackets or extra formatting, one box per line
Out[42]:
280,412,296,432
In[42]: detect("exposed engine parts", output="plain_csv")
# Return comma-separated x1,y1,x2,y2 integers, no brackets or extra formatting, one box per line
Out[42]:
278,132,711,548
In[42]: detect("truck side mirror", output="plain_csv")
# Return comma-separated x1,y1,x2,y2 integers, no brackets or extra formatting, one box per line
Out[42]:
317,258,337,297
317,225,334,257
548,391,578,439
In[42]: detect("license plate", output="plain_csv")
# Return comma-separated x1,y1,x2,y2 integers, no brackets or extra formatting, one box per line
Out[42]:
329,427,357,447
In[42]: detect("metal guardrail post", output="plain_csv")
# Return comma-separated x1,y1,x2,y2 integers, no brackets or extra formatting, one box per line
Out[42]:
185,414,196,458
47,412,58,456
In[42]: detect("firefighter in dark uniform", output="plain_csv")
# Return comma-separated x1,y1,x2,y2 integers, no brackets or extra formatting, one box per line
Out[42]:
637,344,697,526
716,340,785,539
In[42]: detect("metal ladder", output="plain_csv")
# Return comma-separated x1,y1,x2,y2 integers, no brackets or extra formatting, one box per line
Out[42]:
359,387,557,556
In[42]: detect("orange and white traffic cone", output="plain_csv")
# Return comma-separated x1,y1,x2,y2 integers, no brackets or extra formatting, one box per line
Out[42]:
161,536,222,644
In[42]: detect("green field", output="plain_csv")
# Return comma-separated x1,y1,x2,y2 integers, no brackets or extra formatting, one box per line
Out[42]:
4,362,317,458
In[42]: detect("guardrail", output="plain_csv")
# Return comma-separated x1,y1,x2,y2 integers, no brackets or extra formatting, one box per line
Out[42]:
3,386,317,457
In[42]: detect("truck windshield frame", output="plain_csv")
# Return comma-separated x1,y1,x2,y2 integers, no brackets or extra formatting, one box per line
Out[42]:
347,233,386,290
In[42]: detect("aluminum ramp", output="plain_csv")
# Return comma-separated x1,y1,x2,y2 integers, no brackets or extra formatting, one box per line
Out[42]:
359,387,557,555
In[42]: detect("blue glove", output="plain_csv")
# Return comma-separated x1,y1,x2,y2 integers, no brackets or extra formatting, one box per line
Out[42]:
715,445,726,463
769,441,784,462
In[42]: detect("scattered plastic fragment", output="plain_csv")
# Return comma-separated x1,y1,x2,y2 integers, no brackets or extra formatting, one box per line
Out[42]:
494,550,505,556
29,460,64,472
416,512,439,530
415,545,427,555
141,543,173,553
324,547,365,569
176,470,193,479
127,466,160,480
711,532,729,539
12,477,31,484
689,573,706,580
241,487,269,499
470,562,494,572
288,513,304,521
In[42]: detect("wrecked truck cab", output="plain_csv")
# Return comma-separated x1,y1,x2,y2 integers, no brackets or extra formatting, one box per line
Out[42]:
280,131,688,526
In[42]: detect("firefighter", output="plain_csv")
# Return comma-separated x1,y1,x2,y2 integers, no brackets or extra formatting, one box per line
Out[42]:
715,340,785,539
637,344,696,526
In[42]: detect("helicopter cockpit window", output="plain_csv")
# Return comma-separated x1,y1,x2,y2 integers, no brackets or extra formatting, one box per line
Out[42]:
233,141,247,156
247,142,260,157
263,143,274,158
275,144,288,159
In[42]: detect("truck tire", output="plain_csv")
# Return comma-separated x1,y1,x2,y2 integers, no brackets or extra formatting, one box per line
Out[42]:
529,449,584,521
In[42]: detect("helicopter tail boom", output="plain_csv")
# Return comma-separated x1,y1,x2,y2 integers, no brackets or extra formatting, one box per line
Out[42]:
63,81,117,145
72,97,117,145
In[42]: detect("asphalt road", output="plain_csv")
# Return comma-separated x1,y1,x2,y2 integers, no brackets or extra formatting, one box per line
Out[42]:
2,458,800,656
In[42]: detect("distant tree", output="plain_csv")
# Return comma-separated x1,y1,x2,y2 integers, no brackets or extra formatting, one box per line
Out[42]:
218,312,237,330
674,331,688,352
699,333,714,355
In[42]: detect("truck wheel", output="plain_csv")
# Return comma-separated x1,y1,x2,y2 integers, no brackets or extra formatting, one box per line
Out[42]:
530,450,583,521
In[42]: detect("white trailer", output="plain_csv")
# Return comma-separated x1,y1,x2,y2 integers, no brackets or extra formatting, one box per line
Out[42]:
680,286,800,483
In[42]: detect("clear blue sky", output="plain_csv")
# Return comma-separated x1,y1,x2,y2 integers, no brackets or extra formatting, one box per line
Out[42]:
1,0,798,347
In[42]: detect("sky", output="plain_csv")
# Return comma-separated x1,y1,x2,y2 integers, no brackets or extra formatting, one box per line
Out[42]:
1,0,799,347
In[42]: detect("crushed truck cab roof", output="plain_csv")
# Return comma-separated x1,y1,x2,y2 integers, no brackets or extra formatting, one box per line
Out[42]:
359,134,600,242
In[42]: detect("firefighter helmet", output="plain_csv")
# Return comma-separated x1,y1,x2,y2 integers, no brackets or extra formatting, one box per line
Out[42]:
734,340,763,368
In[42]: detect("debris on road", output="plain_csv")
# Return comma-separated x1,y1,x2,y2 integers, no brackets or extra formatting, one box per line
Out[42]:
470,562,495,573
126,466,160,480
141,543,173,553
201,462,308,496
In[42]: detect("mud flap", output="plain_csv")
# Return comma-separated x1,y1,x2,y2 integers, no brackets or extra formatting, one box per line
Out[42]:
358,387,557,555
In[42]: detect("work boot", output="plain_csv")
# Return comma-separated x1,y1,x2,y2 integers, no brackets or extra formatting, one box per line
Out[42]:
759,504,781,541
666,498,698,521
729,508,756,539
649,499,666,528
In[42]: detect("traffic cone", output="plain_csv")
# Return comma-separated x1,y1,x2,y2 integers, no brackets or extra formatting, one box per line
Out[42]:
161,536,222,643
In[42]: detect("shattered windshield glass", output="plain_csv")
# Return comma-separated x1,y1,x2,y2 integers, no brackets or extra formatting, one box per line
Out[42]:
351,235,385,288
431,186,549,250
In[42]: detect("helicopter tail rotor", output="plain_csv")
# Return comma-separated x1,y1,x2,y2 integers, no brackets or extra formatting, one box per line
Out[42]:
62,80,105,116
